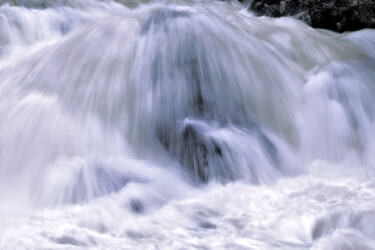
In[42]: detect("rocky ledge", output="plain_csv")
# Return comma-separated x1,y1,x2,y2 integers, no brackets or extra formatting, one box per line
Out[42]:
245,0,375,32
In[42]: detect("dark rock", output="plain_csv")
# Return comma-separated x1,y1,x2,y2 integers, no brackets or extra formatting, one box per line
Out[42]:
214,144,222,156
246,0,375,32
157,120,280,184
179,124,218,182
310,0,375,32
157,121,229,183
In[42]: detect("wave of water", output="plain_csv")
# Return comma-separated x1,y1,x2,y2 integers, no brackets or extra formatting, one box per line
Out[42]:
0,0,375,249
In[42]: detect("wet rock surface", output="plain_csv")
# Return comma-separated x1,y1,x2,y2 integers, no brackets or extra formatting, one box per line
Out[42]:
245,0,375,32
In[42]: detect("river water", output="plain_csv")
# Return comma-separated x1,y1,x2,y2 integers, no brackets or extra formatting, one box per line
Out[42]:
0,0,375,249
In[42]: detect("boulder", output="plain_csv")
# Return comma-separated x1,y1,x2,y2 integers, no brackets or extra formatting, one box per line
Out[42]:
247,0,375,32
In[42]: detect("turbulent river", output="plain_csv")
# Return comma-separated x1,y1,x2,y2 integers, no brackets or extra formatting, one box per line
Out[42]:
0,0,375,249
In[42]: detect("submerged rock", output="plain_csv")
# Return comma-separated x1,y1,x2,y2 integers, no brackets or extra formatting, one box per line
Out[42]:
173,123,225,182
246,0,375,32
130,199,144,214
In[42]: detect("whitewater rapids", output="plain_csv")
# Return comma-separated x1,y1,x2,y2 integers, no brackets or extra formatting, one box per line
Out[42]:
0,0,375,249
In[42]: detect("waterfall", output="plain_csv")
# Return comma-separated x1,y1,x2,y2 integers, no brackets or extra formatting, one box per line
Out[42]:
0,0,375,249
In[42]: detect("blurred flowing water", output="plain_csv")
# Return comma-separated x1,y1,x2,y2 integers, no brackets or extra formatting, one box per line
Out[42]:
0,0,375,249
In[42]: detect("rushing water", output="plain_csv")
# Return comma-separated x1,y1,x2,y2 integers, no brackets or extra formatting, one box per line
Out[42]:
0,0,375,249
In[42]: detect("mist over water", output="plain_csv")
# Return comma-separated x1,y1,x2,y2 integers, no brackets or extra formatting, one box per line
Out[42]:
0,0,375,249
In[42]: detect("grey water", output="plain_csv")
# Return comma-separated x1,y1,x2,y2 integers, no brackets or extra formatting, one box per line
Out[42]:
0,0,375,249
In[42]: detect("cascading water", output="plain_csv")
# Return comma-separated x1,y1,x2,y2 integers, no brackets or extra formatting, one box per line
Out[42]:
0,0,375,249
